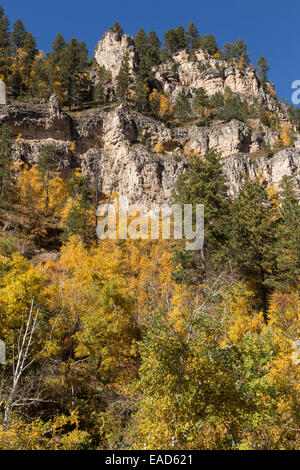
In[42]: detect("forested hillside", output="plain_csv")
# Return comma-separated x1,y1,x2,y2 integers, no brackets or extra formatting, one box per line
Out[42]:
0,6,299,450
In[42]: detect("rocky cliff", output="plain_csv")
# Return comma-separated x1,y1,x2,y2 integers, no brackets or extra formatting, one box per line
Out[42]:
2,93,300,204
2,30,300,204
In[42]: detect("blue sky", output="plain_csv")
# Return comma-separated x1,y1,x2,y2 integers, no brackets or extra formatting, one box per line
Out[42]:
3,0,299,102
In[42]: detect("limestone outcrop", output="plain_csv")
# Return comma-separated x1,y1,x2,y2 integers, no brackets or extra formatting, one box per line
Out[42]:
2,94,299,205
95,30,138,82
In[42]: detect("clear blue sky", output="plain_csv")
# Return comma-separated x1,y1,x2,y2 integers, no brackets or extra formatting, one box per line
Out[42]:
3,0,299,102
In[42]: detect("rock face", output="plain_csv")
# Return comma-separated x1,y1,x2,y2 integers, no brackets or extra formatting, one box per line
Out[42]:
95,30,138,82
223,149,300,198
93,32,287,121
4,94,300,205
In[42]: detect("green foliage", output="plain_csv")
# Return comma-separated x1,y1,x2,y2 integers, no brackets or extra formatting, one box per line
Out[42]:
217,93,248,122
116,52,130,101
0,124,13,209
275,176,300,288
38,145,58,214
174,92,191,122
110,22,124,38
257,56,270,82
222,39,250,65
230,180,278,315
186,21,200,50
209,92,224,110
198,34,218,55
192,87,209,110
11,19,26,51
172,151,231,280
134,75,150,112
164,26,188,55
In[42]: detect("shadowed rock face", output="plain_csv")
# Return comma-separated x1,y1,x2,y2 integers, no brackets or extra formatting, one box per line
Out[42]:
4,94,300,204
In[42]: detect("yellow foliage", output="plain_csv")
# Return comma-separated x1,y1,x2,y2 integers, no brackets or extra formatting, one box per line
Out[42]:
238,56,245,70
149,89,173,118
269,84,277,98
69,141,76,152
154,141,165,153
183,141,191,157
280,124,293,147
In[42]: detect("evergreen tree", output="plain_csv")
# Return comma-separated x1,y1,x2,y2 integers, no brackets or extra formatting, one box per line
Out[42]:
223,42,235,62
116,52,130,101
198,34,218,55
47,33,67,90
62,170,94,244
209,92,224,110
38,145,58,215
175,26,188,51
147,30,161,66
134,75,149,112
187,21,200,50
135,28,148,59
217,94,247,122
192,87,209,110
275,176,300,288
22,33,37,89
164,26,188,55
11,19,27,51
257,56,270,82
0,125,13,210
10,68,23,98
174,92,191,122
230,180,278,318
135,28,150,77
0,6,11,79
172,151,232,282
110,22,123,39
93,80,105,104
93,65,111,104
51,33,66,65
60,38,89,109
233,39,250,65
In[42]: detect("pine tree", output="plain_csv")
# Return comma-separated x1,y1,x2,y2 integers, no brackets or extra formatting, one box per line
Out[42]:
192,87,209,110
0,125,13,211
187,21,200,50
135,28,150,77
134,75,149,112
223,42,234,62
62,170,94,244
232,39,250,65
257,56,270,82
230,180,278,318
116,52,130,101
0,6,11,79
135,28,148,58
275,176,300,288
10,68,23,98
60,38,89,109
47,33,66,90
218,93,247,122
147,30,161,66
198,34,218,55
38,145,58,214
172,151,232,282
11,19,27,51
174,92,191,122
175,26,188,51
164,26,188,55
22,32,37,90
110,22,123,39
